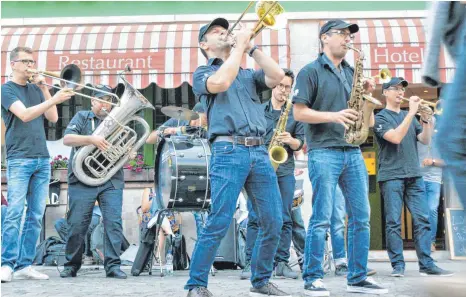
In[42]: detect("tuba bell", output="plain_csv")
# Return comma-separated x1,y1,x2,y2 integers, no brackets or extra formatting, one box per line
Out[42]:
71,67,155,186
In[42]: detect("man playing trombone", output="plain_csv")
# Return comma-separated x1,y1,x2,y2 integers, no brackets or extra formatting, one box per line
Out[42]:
1,46,73,282
184,17,289,297
374,77,453,278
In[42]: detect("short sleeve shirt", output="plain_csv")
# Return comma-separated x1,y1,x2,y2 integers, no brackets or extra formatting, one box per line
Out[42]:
374,109,423,182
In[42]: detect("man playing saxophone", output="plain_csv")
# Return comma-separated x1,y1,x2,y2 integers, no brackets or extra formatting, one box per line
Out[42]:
60,85,127,279
293,20,387,296
374,77,453,277
241,68,304,280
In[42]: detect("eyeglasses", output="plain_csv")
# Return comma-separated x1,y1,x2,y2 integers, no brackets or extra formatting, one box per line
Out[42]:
327,30,355,40
13,59,36,66
277,83,292,92
387,87,406,92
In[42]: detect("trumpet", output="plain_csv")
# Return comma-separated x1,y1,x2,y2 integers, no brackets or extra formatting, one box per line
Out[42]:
27,64,121,106
227,1,285,42
400,97,441,121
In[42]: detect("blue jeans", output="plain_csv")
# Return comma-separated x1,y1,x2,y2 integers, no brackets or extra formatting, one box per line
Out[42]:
303,147,370,285
65,181,123,273
291,207,306,264
245,174,295,264
380,178,434,270
1,158,50,270
331,186,346,263
423,181,442,244
185,142,283,290
436,20,466,215
193,211,207,239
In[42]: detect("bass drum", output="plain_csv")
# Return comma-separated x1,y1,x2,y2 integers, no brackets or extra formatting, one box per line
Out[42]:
154,136,211,211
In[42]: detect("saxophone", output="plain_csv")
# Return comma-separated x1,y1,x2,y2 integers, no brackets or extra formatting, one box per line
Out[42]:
344,45,382,145
268,99,292,171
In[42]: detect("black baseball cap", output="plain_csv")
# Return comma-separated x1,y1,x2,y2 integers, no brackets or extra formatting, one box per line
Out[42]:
93,84,113,99
320,19,359,35
198,18,229,42
382,77,408,91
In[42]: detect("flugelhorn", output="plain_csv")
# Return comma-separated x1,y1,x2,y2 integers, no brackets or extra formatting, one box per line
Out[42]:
227,1,285,41
27,64,120,106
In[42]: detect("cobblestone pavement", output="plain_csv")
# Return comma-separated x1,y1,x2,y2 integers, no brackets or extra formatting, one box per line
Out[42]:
1,261,465,297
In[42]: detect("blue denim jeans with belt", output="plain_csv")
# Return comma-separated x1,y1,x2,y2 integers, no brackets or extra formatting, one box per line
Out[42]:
245,174,295,264
303,147,370,285
185,141,283,290
379,177,434,270
1,158,50,271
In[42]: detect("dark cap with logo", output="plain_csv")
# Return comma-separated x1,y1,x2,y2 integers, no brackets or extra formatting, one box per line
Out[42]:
93,84,113,99
320,19,359,35
382,77,408,91
198,18,229,42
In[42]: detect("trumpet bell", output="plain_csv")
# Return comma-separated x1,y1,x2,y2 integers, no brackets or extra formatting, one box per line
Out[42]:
255,1,285,29
379,68,392,80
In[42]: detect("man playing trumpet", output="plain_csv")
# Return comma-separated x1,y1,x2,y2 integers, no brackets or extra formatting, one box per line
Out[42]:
185,17,288,297
374,77,453,278
1,46,73,282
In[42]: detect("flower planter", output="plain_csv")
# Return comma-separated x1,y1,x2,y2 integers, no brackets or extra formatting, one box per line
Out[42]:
51,168,68,182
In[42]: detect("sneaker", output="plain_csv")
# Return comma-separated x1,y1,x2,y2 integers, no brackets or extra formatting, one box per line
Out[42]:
335,263,348,276
420,265,454,277
1,266,13,283
14,266,49,280
83,255,95,265
275,262,299,279
187,287,213,297
347,277,388,294
240,261,251,280
304,279,330,296
367,268,377,276
391,267,404,277
250,282,291,297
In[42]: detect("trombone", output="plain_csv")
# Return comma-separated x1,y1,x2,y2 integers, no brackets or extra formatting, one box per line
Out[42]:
27,64,121,106
227,1,285,40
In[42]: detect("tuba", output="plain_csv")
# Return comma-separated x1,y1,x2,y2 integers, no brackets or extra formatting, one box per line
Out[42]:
344,45,382,145
268,99,292,171
72,68,155,186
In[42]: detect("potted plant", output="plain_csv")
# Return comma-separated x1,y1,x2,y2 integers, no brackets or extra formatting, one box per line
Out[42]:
124,154,145,173
50,155,69,180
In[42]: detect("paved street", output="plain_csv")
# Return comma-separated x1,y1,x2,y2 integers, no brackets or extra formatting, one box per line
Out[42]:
1,261,465,297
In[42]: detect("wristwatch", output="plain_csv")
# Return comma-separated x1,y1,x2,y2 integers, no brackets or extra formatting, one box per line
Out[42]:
432,159,436,166
248,45,259,57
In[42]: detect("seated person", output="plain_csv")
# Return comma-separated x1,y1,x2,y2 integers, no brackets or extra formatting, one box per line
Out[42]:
54,202,101,265
140,187,175,264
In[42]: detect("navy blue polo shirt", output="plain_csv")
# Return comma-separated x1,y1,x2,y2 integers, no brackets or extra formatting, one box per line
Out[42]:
263,100,305,177
374,109,423,182
64,111,124,189
192,58,270,142
292,53,356,149
1,81,49,159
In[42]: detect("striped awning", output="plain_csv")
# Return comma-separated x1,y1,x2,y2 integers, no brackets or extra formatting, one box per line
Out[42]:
321,18,454,84
1,22,289,89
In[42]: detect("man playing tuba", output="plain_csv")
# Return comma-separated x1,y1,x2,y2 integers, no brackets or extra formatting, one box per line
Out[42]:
60,85,127,279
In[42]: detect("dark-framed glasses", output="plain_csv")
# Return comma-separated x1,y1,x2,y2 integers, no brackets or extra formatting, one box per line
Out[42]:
277,83,292,92
13,59,36,66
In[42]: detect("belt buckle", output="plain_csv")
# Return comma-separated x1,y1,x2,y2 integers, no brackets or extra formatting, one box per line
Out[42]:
244,137,255,147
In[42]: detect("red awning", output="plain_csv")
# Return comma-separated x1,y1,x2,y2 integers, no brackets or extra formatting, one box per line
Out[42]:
320,18,454,84
1,22,289,89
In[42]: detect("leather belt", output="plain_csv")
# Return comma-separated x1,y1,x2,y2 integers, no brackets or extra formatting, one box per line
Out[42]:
214,136,264,147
